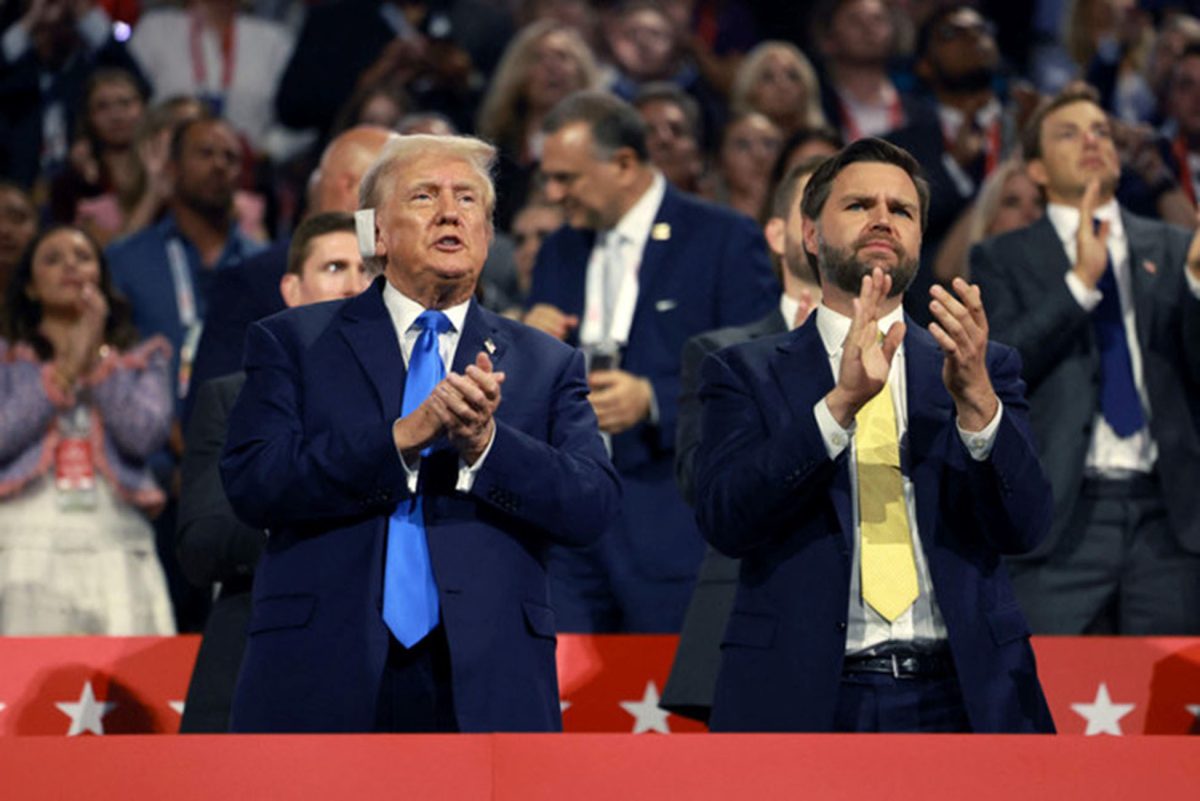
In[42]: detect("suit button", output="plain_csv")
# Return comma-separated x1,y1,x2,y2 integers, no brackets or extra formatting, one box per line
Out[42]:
837,621,847,631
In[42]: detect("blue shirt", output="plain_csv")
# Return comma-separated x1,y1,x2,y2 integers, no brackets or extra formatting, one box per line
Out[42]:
106,213,263,404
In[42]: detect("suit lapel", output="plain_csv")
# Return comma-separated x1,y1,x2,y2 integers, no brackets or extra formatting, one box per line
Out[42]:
903,324,952,549
1017,216,1074,289
769,319,851,540
452,301,507,375
1122,211,1163,349
339,279,404,417
631,187,676,328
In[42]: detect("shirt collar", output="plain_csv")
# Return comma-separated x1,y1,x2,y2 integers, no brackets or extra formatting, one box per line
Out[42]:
937,98,1001,140
815,300,906,358
381,278,471,338
1046,197,1123,246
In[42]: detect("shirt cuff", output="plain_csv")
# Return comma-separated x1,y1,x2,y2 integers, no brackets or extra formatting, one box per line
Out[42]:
956,401,1004,461
1185,264,1200,299
400,450,421,494
1064,270,1102,311
645,379,660,425
814,397,854,460
456,422,497,492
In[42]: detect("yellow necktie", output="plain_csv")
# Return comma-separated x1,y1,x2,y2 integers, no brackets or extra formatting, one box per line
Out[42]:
856,382,918,622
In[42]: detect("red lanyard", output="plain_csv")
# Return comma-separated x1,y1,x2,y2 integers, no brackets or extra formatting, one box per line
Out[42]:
838,91,904,142
1172,135,1197,207
189,12,236,94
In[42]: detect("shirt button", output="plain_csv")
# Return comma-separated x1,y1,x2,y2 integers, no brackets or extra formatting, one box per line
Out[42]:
832,433,847,448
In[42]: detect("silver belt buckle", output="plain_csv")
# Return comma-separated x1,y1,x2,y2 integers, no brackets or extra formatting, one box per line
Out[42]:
891,653,901,679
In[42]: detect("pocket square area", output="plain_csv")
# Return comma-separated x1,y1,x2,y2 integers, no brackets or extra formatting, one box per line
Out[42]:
655,299,677,312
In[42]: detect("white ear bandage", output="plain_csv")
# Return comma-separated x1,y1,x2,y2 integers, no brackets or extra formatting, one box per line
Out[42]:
355,208,377,257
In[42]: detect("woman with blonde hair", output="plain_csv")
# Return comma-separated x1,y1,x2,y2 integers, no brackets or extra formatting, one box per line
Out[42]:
934,158,1044,283
729,41,829,138
477,20,600,228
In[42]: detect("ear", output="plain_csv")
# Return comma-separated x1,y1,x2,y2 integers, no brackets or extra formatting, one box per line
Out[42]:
614,147,639,181
373,218,387,260
764,216,786,258
1026,158,1049,189
803,216,820,263
280,274,301,308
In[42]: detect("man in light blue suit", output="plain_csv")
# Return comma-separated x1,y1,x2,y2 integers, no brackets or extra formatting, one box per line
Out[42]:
695,139,1055,732
526,91,779,632
220,134,620,733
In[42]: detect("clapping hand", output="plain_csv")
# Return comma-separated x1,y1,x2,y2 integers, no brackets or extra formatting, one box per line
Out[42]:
928,277,998,432
825,267,905,428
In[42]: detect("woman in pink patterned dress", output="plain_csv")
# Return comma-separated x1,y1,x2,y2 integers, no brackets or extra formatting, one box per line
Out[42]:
0,225,174,635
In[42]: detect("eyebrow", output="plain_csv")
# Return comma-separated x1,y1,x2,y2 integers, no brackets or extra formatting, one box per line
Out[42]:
841,193,918,214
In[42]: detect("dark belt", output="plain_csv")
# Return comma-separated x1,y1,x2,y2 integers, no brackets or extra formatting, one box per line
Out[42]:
1083,472,1159,499
842,650,955,679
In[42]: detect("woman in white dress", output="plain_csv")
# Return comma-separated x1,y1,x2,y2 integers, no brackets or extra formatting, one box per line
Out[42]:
0,225,175,635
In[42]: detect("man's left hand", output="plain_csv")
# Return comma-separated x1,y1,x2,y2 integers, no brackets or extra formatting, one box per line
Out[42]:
929,278,998,432
588,369,652,434
432,352,505,464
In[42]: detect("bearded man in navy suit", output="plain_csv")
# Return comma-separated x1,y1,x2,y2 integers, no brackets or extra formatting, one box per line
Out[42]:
220,134,619,733
694,139,1055,732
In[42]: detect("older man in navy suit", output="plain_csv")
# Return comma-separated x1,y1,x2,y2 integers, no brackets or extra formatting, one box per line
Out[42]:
220,134,619,733
695,139,1055,732
526,91,778,633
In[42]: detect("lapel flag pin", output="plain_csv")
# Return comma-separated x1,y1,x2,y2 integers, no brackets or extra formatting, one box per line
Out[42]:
1141,259,1157,275
484,338,496,355
651,222,671,241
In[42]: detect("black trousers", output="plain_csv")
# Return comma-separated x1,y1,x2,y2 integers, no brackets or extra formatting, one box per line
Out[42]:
373,625,459,733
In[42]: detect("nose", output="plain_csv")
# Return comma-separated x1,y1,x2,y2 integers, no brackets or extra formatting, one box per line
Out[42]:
866,203,896,230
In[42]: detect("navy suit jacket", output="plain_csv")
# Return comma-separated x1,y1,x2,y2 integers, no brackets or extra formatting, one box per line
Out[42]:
220,278,620,732
972,213,1200,557
694,317,1056,733
527,185,778,578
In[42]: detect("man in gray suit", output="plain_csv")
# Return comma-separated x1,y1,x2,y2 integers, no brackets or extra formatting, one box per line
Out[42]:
177,213,372,731
661,157,826,722
971,86,1200,634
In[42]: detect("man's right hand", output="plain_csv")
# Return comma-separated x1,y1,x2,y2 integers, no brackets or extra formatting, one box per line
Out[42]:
523,303,579,341
824,268,904,428
1073,178,1110,289
392,401,444,464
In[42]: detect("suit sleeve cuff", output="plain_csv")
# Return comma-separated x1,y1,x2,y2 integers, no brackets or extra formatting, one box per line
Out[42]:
956,401,1004,461
1065,270,1102,311
815,397,854,460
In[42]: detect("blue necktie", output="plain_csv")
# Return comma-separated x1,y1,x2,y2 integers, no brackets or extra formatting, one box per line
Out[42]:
1090,224,1145,437
383,309,451,647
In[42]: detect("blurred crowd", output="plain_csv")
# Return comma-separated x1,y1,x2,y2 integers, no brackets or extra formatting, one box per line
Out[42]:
0,0,1197,647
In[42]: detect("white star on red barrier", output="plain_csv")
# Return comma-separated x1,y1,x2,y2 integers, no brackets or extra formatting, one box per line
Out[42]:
1071,683,1135,735
55,681,116,736
619,681,671,734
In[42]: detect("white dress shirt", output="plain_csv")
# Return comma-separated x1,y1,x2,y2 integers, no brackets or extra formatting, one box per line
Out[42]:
579,171,666,348
811,303,1003,653
382,280,494,493
1046,200,1157,476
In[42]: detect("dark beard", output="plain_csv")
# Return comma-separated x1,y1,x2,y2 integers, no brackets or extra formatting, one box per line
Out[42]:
817,235,918,298
937,67,996,95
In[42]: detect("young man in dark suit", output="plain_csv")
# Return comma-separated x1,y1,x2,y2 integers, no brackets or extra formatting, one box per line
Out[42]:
972,86,1200,634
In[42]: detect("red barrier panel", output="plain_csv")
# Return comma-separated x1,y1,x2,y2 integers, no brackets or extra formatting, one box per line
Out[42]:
0,734,1197,800
0,635,1198,736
